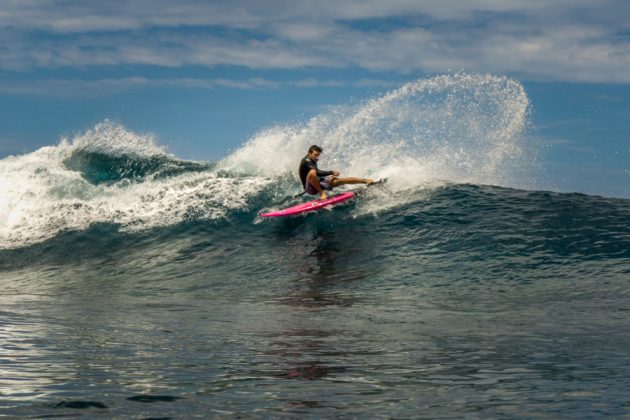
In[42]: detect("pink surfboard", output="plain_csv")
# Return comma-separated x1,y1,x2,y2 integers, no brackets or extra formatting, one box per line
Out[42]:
261,191,356,218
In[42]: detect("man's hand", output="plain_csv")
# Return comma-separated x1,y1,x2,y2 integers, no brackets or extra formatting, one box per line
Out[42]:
332,170,340,176
320,191,328,200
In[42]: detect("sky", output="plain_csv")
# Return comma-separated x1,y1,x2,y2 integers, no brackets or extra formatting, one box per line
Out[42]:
0,0,628,197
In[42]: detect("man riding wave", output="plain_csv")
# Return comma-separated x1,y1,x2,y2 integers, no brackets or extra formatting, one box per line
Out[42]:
299,145,374,200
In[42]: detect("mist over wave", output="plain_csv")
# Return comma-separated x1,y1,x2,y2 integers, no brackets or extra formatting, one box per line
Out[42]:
1,74,537,249
223,73,534,187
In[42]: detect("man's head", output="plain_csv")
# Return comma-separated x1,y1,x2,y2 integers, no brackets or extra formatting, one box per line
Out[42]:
308,145,323,161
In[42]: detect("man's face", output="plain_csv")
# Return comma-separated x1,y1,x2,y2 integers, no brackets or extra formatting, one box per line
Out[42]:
308,150,321,161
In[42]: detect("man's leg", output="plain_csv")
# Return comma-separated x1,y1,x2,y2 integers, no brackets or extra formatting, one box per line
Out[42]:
307,169,327,199
330,177,374,188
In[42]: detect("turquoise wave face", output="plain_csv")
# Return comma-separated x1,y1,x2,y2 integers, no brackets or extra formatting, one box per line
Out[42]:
2,182,629,268
62,150,213,185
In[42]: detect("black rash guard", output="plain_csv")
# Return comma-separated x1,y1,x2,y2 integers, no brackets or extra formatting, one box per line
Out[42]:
299,155,334,187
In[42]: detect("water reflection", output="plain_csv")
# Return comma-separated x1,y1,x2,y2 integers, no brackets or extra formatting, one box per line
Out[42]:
265,225,378,412
273,226,375,308
0,314,61,402
270,328,348,381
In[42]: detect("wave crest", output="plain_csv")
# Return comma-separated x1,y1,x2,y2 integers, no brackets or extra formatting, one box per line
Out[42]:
0,74,537,249
0,121,271,250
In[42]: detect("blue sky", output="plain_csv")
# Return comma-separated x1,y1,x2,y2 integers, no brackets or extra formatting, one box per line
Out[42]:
0,0,628,197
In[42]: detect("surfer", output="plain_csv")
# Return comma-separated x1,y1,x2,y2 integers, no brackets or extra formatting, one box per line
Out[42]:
299,145,374,200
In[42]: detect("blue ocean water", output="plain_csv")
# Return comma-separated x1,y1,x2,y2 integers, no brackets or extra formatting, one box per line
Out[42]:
1,75,629,417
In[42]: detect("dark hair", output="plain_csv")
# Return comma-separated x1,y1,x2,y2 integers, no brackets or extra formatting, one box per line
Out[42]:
308,145,323,153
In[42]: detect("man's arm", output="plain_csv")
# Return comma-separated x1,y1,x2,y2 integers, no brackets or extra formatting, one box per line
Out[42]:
316,168,335,177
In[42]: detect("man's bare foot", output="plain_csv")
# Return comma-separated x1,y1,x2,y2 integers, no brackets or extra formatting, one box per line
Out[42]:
320,192,328,200
365,178,375,185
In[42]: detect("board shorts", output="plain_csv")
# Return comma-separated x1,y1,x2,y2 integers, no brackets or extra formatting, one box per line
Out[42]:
305,176,333,195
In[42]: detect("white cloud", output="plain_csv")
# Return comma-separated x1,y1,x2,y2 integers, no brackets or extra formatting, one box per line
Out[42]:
0,76,356,96
0,75,404,97
0,0,628,83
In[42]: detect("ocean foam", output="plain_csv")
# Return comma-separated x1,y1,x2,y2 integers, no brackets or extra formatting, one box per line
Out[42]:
0,122,271,250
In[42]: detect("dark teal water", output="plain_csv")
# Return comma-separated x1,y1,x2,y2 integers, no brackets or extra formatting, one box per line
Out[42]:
1,180,629,418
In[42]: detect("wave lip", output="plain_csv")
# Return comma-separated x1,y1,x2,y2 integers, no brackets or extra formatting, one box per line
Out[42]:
62,150,211,185
60,120,213,185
